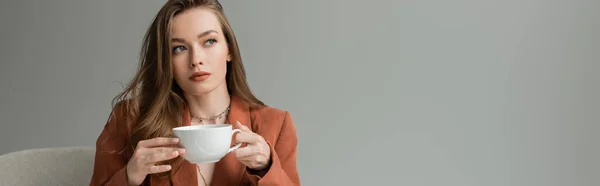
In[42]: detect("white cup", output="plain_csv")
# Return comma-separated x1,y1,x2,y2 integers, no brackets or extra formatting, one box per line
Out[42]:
172,124,242,164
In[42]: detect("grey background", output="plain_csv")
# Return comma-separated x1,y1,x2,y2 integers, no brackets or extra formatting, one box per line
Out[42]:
1,0,598,185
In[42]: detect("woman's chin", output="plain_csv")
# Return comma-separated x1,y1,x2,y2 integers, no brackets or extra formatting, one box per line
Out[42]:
179,80,226,96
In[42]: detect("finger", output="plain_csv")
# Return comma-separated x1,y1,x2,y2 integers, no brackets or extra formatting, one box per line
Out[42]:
147,165,172,174
147,147,185,155
235,132,261,144
138,137,179,148
237,121,251,132
238,156,266,169
137,147,180,156
144,150,182,164
239,154,264,164
234,146,256,158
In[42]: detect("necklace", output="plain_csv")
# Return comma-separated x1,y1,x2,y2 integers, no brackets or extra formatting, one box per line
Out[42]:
196,165,209,186
190,106,230,123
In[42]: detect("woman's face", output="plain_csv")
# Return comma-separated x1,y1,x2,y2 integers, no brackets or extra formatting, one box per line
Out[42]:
170,7,231,96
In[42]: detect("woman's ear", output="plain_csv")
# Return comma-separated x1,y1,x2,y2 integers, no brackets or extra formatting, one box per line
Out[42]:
227,54,232,62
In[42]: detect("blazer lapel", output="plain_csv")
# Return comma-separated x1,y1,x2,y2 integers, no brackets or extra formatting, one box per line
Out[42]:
212,96,252,185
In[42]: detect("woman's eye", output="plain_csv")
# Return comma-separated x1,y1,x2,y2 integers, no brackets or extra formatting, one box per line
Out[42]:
172,46,186,53
204,39,217,47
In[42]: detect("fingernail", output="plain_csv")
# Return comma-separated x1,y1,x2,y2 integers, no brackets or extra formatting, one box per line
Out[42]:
172,138,179,142
179,149,186,153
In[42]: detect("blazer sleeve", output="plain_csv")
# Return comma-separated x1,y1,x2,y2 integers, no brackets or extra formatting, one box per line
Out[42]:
89,104,133,186
246,111,301,186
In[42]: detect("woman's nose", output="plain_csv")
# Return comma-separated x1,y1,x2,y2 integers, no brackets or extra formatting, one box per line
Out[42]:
189,47,205,67
190,60,203,67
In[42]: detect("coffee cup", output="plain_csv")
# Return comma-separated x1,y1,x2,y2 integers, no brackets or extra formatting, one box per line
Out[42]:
172,124,242,164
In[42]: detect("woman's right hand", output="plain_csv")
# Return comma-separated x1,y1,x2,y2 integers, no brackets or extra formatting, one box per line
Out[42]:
126,137,186,186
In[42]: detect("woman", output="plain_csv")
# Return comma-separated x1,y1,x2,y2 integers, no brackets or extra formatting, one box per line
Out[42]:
89,0,300,185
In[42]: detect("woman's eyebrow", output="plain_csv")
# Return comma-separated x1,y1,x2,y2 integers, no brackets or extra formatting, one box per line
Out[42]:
171,30,218,42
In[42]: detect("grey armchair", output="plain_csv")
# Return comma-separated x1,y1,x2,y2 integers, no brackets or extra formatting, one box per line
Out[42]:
0,147,96,186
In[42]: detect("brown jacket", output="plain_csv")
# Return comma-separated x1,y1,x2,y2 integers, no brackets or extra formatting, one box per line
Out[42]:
89,96,300,185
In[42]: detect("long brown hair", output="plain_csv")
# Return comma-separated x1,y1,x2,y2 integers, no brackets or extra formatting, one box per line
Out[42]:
110,0,263,178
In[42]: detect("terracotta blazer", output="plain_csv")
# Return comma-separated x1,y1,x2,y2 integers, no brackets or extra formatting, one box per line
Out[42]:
89,96,300,185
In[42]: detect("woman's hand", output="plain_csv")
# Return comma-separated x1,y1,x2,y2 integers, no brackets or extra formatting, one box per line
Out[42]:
233,122,271,171
126,137,185,186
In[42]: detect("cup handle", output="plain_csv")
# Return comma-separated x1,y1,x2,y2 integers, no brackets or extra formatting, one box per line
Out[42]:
228,129,243,153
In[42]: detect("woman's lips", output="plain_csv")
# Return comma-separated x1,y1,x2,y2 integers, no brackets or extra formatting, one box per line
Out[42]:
189,71,211,81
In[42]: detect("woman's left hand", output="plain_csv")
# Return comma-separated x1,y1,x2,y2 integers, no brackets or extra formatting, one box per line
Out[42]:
233,121,271,170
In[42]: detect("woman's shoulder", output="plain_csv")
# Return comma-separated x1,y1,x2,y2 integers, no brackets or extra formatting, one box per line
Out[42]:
248,105,297,141
248,104,296,133
103,99,137,133
249,105,291,122
109,99,135,119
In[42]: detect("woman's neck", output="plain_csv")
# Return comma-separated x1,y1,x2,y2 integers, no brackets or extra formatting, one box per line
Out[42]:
184,87,231,119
